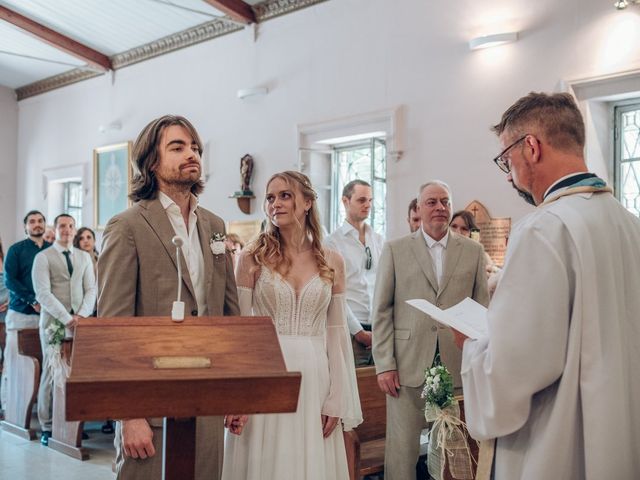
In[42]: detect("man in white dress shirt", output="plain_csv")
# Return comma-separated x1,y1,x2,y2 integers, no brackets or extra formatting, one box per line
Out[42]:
455,92,640,479
32,213,96,445
324,179,384,366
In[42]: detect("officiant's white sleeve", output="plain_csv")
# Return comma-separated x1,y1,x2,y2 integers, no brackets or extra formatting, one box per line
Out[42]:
461,219,569,440
322,293,363,430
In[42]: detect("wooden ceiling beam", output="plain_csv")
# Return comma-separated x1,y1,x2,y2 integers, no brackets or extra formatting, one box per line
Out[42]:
202,0,257,24
0,5,111,71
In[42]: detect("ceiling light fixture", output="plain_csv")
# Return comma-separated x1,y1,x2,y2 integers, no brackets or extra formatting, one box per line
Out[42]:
237,87,268,100
469,32,519,51
615,0,640,9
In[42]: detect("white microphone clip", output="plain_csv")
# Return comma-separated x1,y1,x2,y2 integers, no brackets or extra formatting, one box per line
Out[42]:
171,235,185,322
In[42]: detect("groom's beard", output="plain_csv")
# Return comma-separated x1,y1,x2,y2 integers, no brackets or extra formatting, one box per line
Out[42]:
512,182,536,206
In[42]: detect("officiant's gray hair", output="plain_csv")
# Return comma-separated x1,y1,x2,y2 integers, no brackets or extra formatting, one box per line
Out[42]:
418,180,452,202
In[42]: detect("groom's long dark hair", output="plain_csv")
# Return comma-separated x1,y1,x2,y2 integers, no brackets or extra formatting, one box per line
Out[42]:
129,115,205,202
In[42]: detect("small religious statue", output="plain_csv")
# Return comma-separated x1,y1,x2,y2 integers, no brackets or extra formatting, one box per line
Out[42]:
239,154,254,195
230,154,255,214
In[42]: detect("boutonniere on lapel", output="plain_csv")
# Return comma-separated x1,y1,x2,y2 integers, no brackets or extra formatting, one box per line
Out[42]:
210,233,227,256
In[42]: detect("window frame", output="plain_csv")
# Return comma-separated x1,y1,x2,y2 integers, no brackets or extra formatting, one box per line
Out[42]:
613,100,640,217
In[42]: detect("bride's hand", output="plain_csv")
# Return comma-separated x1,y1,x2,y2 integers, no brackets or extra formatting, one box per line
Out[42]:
321,415,339,438
224,415,249,435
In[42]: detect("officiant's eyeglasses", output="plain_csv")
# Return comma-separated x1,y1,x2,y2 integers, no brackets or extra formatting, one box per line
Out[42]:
493,134,529,173
365,246,372,270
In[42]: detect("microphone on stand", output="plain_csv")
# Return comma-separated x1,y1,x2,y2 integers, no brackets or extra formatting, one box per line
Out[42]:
171,236,185,322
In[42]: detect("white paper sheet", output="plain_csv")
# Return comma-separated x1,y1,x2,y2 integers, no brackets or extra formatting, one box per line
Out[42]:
406,297,488,339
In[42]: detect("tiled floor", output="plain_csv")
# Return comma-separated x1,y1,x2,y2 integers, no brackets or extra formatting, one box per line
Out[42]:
0,422,116,479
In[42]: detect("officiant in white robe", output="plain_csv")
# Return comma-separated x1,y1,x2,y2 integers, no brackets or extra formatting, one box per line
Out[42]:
455,92,640,480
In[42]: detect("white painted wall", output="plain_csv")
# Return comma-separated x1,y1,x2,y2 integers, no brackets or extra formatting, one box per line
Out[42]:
0,86,18,246
13,0,640,242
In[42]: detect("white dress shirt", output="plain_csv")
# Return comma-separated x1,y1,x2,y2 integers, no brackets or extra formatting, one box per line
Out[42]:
159,191,207,316
421,228,449,286
324,221,384,335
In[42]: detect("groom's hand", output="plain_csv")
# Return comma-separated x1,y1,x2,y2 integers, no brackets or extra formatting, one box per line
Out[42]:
224,415,248,435
122,418,155,459
377,370,400,397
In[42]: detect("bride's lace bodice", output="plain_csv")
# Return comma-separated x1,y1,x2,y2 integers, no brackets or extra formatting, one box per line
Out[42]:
243,267,332,336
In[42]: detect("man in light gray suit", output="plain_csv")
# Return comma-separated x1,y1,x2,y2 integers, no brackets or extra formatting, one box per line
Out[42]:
372,180,489,480
32,213,96,445
98,115,240,480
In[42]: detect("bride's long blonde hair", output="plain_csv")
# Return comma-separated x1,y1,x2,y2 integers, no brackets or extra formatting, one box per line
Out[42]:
247,171,334,283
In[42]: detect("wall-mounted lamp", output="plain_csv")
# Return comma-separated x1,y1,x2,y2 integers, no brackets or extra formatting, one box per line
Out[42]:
237,87,268,100
98,121,122,134
614,0,640,9
469,32,518,51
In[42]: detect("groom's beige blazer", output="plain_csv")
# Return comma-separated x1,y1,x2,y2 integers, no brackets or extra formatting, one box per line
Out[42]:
372,229,489,388
97,197,240,480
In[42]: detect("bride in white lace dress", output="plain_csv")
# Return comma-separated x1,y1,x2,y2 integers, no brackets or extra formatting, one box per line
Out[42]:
222,171,362,480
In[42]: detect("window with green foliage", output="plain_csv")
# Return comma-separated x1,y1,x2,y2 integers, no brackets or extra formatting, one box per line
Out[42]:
63,181,83,227
332,138,386,236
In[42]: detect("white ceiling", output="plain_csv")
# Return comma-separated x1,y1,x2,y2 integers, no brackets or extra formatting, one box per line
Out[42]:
0,0,271,89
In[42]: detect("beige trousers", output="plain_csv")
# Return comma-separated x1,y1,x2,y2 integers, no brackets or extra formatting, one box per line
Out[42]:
115,416,224,480
384,385,428,480
37,324,53,431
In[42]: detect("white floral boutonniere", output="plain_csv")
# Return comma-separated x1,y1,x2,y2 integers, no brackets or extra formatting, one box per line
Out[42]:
210,233,227,256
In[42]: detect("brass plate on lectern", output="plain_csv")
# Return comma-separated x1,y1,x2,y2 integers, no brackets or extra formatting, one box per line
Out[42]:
153,356,211,369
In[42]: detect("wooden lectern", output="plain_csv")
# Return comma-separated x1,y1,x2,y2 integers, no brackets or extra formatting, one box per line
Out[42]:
65,315,301,479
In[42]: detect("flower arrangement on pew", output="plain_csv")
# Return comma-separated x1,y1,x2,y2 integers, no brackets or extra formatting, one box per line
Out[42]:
422,364,475,480
46,319,71,385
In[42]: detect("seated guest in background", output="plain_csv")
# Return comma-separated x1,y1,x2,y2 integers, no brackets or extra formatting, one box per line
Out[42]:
407,198,420,233
1,211,51,419
43,225,55,244
372,180,489,480
224,232,244,270
449,210,499,277
73,227,99,271
455,91,640,479
325,179,384,366
32,214,96,446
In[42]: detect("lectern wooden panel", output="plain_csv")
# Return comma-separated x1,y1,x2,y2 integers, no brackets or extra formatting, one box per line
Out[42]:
65,315,301,479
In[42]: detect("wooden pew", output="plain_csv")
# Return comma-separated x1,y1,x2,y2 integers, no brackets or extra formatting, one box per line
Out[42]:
344,366,408,480
1,328,41,439
344,368,477,480
48,339,88,460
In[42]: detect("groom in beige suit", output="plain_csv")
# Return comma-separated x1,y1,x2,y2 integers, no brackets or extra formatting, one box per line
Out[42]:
98,115,240,480
372,180,489,480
